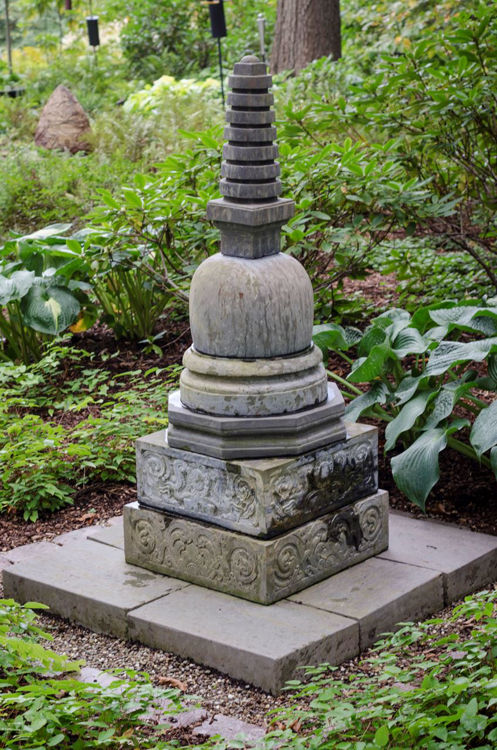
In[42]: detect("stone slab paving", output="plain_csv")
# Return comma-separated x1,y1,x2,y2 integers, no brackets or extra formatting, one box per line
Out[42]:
3,511,497,694
289,557,444,649
381,512,497,603
127,588,358,695
2,540,189,639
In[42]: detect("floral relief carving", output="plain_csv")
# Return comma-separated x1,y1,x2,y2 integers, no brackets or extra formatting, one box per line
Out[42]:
270,437,376,523
270,497,385,593
139,449,258,522
129,514,260,590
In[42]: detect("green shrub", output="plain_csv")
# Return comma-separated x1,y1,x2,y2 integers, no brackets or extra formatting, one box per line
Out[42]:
0,347,175,520
81,138,220,339
314,302,497,508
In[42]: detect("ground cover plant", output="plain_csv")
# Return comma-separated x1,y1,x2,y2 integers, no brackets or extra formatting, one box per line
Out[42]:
0,598,184,748
266,588,497,749
1,588,497,749
0,343,177,520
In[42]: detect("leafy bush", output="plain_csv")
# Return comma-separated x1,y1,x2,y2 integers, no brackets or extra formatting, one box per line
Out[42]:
119,0,276,81
289,1,497,297
82,139,220,338
268,588,497,749
279,134,455,321
0,598,182,749
315,302,497,508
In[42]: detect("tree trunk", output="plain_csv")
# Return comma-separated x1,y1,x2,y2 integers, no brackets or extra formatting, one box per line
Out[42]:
270,0,341,74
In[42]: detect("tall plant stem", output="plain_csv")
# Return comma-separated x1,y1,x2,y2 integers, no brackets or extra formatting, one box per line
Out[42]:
447,435,492,470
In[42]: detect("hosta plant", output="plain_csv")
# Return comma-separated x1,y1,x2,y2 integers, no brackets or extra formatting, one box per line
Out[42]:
314,301,497,508
0,224,96,363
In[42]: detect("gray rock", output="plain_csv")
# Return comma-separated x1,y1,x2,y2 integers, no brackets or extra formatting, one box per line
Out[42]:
34,85,91,153
193,713,266,742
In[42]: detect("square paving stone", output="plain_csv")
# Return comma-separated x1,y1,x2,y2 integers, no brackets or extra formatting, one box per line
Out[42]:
88,522,124,550
289,557,444,648
127,586,359,695
380,513,497,603
3,539,189,638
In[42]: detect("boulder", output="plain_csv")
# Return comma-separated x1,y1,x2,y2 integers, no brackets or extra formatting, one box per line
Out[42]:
35,85,91,153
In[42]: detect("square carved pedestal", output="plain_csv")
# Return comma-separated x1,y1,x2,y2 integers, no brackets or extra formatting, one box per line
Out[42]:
124,490,389,605
136,423,378,539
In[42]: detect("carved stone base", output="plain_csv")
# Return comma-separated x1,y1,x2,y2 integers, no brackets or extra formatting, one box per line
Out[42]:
123,490,389,605
136,423,378,538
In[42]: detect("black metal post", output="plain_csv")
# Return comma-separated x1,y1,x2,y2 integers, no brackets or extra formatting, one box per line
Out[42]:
217,37,225,109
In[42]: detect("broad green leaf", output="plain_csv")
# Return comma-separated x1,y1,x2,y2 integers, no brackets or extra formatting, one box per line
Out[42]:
395,375,424,405
392,327,429,357
358,323,389,357
426,338,497,376
349,341,394,382
374,725,390,747
391,422,468,509
470,400,497,458
430,306,497,337
411,301,457,333
345,382,389,423
21,223,71,240
0,270,34,304
312,323,360,355
385,391,433,451
20,286,80,335
423,381,472,430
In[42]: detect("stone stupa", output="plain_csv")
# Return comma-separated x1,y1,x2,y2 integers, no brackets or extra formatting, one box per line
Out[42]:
123,56,388,604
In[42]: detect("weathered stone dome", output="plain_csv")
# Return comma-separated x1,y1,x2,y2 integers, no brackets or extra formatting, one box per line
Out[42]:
189,252,314,359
